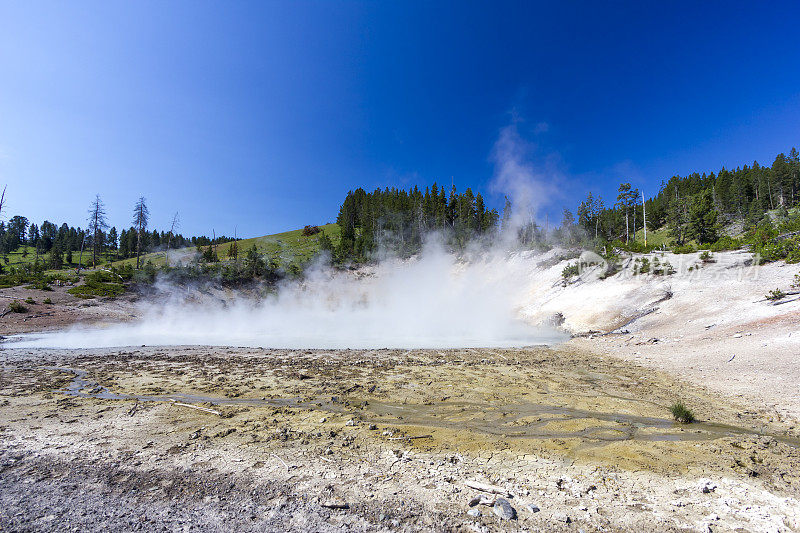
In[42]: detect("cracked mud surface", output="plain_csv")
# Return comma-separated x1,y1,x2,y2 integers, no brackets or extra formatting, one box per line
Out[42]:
1,346,799,532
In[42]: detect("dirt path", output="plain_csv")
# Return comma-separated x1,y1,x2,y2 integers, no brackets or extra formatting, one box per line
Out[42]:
2,346,799,532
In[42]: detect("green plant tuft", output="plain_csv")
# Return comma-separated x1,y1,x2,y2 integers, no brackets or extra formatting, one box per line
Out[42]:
766,288,786,301
562,263,580,280
699,250,715,263
7,301,27,313
670,401,695,424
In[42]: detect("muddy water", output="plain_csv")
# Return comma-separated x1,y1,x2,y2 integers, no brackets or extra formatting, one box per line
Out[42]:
51,365,800,449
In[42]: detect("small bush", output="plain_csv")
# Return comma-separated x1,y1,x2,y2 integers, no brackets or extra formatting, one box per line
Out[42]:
792,273,800,289
637,257,651,274
699,251,715,263
709,236,741,252
67,281,125,299
654,260,675,276
24,297,36,304
670,401,695,424
766,288,786,301
43,298,53,304
302,225,321,236
7,301,27,313
598,261,621,280
672,244,695,254
562,263,580,279
85,270,124,284
25,281,53,291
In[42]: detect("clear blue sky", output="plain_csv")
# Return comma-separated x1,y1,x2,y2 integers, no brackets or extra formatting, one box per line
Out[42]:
1,1,799,237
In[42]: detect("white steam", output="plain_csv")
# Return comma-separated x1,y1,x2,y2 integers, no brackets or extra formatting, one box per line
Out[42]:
490,121,558,236
9,241,568,349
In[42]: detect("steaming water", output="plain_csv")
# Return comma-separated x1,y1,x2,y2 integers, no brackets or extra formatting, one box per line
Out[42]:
5,246,568,349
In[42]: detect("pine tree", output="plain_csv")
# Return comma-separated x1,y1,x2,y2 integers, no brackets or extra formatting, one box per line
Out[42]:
87,195,108,267
132,197,149,269
686,190,719,244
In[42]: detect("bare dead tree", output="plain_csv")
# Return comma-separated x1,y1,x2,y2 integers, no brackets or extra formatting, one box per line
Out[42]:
212,229,217,259
87,194,109,268
132,197,149,269
165,211,179,266
0,185,6,219
77,233,86,273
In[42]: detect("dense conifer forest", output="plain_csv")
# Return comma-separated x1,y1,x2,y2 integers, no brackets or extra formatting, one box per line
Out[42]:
331,148,800,263
334,185,500,261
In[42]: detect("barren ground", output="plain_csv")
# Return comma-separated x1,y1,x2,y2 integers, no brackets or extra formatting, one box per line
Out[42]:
1,345,799,532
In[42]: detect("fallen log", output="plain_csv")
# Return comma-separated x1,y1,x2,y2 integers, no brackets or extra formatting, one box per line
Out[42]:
170,400,221,416
465,480,510,496
386,434,432,441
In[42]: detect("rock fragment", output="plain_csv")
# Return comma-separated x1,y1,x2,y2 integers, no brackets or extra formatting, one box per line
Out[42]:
492,498,516,520
321,499,349,509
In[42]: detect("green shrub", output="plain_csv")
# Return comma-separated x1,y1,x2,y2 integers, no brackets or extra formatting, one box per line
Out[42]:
653,259,675,276
562,263,580,279
699,251,715,263
43,298,53,305
7,301,27,313
24,297,35,304
766,288,786,301
752,236,800,264
25,280,53,291
637,257,651,274
85,270,124,284
67,281,125,299
670,401,695,424
672,244,695,254
598,261,621,280
709,236,741,252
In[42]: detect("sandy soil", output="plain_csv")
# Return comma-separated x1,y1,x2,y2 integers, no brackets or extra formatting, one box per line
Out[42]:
1,346,799,532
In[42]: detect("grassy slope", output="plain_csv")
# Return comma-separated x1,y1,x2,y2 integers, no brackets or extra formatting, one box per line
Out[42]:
634,226,672,248
3,246,106,270
111,223,341,268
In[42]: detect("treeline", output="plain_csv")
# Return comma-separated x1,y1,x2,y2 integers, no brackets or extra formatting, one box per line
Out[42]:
333,184,499,261
0,216,196,270
0,192,235,272
575,148,800,246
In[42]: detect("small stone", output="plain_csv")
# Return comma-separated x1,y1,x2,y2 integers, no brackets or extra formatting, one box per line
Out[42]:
324,448,333,455
468,496,482,507
368,424,378,430
346,419,355,426
467,508,481,517
525,503,540,513
320,417,327,423
699,480,717,493
321,499,348,509
492,498,516,520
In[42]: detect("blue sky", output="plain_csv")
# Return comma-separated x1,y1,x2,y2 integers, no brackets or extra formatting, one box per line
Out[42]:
1,1,799,237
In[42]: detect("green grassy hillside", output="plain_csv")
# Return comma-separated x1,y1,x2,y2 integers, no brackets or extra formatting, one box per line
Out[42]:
111,223,341,269
633,226,672,248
